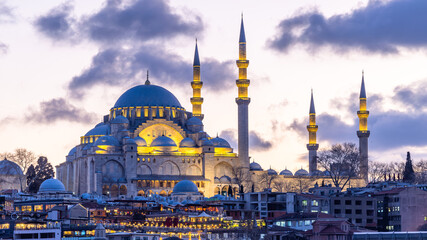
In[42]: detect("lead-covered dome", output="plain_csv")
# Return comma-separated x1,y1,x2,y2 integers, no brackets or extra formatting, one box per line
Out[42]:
134,136,147,147
250,162,263,171
295,169,309,176
0,159,23,175
114,85,182,108
211,137,231,148
85,123,110,136
267,168,278,175
179,137,196,148
280,169,293,176
38,178,66,193
173,180,198,193
93,135,120,147
151,136,176,147
111,115,129,124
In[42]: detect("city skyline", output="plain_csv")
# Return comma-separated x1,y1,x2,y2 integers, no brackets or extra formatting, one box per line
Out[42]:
1,0,427,172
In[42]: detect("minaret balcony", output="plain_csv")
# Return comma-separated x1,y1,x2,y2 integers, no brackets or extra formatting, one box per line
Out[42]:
236,60,249,68
190,97,204,104
236,79,250,87
191,81,203,89
307,125,318,132
357,111,369,118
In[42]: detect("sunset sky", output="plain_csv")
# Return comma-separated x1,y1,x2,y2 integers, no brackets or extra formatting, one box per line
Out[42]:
1,0,427,173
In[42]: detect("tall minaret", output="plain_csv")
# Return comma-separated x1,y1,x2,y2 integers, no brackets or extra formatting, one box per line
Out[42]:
191,40,204,120
357,71,369,184
307,90,319,174
236,16,250,167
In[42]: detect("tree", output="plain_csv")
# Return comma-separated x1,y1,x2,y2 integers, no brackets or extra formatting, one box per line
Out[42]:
403,152,415,184
414,159,427,184
369,161,389,182
230,166,251,196
258,171,278,190
272,179,296,192
294,176,314,193
1,148,36,174
26,156,55,193
317,143,360,190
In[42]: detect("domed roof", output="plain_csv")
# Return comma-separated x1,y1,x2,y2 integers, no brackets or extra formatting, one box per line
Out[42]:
179,137,196,148
83,143,93,150
280,169,293,176
93,135,120,147
67,146,77,156
0,159,23,175
310,170,324,176
200,138,213,146
219,175,231,183
187,116,203,126
267,168,278,175
250,162,263,171
151,136,176,147
211,137,231,148
134,136,147,146
111,115,129,124
295,169,309,176
173,180,199,193
114,85,182,108
125,137,136,145
85,124,110,136
38,178,66,193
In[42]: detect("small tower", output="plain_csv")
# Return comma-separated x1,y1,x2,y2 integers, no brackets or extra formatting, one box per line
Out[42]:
191,40,204,120
357,71,370,183
307,90,319,174
236,15,250,168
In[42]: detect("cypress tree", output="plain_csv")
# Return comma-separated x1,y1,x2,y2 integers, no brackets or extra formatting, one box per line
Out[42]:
403,152,415,183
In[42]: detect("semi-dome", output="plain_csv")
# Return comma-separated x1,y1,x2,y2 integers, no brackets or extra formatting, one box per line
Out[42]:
179,137,196,148
111,115,129,124
67,146,77,156
267,168,278,175
134,136,147,147
151,136,176,147
280,169,293,176
187,116,203,126
0,159,23,175
93,135,120,147
200,138,213,146
38,178,66,193
295,169,309,176
211,137,231,148
125,137,136,145
250,162,263,171
85,124,110,136
114,85,182,108
173,180,198,193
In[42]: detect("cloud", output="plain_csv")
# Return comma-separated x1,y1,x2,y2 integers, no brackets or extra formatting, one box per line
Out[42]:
394,80,427,111
25,98,97,124
34,3,76,40
220,129,273,152
68,46,234,98
269,0,427,54
0,2,14,23
0,42,7,54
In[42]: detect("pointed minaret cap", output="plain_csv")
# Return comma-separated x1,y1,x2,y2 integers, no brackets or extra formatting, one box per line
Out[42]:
239,14,246,43
193,39,200,66
360,70,366,99
145,70,150,85
310,89,316,114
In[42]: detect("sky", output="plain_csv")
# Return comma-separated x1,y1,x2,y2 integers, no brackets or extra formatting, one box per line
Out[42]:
1,0,427,173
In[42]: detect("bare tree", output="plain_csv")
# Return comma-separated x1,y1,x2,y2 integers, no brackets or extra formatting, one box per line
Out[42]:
318,143,360,190
272,179,296,192
230,166,251,195
369,161,389,182
414,160,427,184
258,171,279,190
294,176,314,193
1,148,36,174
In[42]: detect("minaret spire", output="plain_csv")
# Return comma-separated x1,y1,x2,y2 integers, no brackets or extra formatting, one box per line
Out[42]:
236,16,251,168
307,89,319,174
145,70,150,85
190,39,204,120
357,70,370,184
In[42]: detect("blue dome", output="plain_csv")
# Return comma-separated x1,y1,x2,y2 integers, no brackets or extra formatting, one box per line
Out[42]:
280,169,293,176
85,124,110,136
250,162,263,171
83,143,93,150
68,146,77,156
0,159,23,175
93,135,120,147
151,136,176,147
295,169,309,176
211,137,231,148
187,117,203,126
125,137,136,145
310,170,324,176
173,180,199,193
111,115,129,124
134,136,147,146
267,168,278,175
38,178,66,193
200,138,213,146
179,137,196,147
114,85,182,108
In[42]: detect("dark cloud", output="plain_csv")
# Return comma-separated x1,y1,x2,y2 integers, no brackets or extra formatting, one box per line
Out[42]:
394,80,427,111
219,129,273,152
34,3,76,40
0,2,14,23
25,98,97,124
68,46,234,98
269,0,427,54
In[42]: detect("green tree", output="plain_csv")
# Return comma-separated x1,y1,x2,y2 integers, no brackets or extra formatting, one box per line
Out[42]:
26,156,55,193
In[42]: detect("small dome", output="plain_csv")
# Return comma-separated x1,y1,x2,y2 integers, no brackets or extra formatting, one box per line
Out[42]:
211,137,231,148
0,159,23,175
250,162,263,171
311,170,324,176
267,168,278,175
173,180,199,193
83,143,93,150
85,123,110,136
111,115,129,124
93,135,120,147
125,138,136,145
280,169,293,176
133,136,147,147
295,169,309,176
38,178,66,193
200,138,213,146
219,175,231,183
187,117,203,126
114,85,182,108
179,137,196,148
67,146,77,156
151,136,177,147
323,170,331,176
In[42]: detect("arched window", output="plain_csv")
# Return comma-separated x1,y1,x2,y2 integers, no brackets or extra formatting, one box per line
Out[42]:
110,184,119,197
119,185,127,195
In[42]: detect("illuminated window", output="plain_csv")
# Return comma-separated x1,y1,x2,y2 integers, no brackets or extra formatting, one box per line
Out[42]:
159,107,164,117
312,200,318,206
22,205,32,212
34,205,43,212
182,159,185,163
302,200,307,206
144,107,148,117
152,108,157,117
147,158,150,163
172,108,176,118
142,158,145,162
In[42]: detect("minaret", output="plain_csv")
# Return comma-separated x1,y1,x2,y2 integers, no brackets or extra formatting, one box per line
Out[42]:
357,71,370,184
236,16,250,167
191,40,204,120
307,90,319,174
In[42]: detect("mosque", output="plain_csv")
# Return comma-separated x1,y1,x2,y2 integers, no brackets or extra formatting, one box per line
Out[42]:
55,18,368,198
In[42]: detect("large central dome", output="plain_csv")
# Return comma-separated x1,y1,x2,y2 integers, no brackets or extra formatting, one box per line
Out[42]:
114,84,182,108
